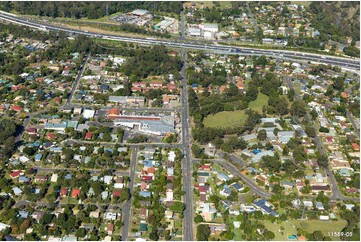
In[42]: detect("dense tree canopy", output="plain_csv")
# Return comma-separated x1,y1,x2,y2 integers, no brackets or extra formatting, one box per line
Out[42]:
0,1,183,19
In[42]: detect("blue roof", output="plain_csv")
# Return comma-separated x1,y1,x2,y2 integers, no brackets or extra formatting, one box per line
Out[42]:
253,199,279,217
139,191,151,197
140,223,148,231
19,176,30,182
35,154,42,161
253,149,262,154
104,147,113,153
198,172,210,177
18,211,29,218
232,183,243,190
65,174,72,180
50,147,62,152
247,167,259,173
142,160,153,167
191,83,198,87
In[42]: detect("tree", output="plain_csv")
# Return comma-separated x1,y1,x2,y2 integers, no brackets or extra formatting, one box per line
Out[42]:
305,127,316,138
282,146,290,156
309,230,324,241
19,219,30,233
293,145,307,162
225,83,239,97
170,202,185,213
40,213,54,225
264,230,275,240
319,126,329,133
149,231,159,241
23,147,36,156
194,214,203,223
75,228,86,238
212,136,224,150
291,100,307,118
317,155,329,168
257,129,268,141
196,224,210,241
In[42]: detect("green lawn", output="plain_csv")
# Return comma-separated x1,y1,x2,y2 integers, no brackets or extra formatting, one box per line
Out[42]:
263,219,348,241
249,92,269,113
292,220,347,238
203,110,248,128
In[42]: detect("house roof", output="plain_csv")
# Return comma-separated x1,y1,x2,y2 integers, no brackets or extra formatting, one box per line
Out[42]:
71,188,80,197
108,108,120,116
60,188,68,196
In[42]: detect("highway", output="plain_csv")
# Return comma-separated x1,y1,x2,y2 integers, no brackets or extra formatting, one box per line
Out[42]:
0,11,359,70
180,50,194,241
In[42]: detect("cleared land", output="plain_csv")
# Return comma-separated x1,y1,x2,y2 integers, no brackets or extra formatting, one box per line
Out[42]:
204,110,248,128
249,92,269,113
263,219,347,241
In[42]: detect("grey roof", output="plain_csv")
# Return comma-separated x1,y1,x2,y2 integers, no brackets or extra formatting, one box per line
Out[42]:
115,116,175,135
204,23,218,29
131,9,149,15
108,96,127,103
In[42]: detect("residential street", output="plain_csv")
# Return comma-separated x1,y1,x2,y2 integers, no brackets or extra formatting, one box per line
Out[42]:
121,147,138,240
285,75,358,202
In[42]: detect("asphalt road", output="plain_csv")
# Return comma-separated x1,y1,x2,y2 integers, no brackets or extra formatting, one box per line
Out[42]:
346,110,360,139
193,157,272,198
65,54,90,106
246,2,259,32
15,200,124,211
0,11,359,70
180,50,194,241
32,166,129,176
121,147,138,240
65,138,181,148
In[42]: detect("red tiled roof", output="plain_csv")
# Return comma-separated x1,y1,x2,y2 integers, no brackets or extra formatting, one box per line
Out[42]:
71,188,80,198
10,170,21,178
112,190,122,197
108,108,120,116
10,105,23,111
107,224,114,232
60,187,68,196
141,176,153,181
47,133,56,140
351,143,359,151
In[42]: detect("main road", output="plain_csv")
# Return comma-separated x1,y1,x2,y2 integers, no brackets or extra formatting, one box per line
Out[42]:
180,50,194,241
0,11,359,70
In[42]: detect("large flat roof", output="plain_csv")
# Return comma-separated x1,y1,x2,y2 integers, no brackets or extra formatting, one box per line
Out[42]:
131,9,149,16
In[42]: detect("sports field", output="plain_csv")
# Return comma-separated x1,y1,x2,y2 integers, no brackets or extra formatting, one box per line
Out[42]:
249,92,269,113
204,110,248,128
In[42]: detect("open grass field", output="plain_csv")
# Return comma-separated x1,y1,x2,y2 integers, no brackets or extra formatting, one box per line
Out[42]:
204,110,248,128
290,1,311,6
249,92,269,113
263,219,347,241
